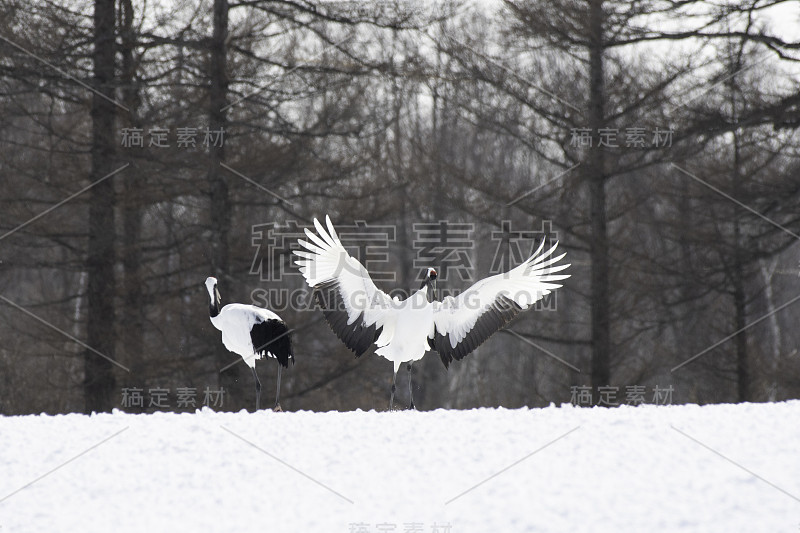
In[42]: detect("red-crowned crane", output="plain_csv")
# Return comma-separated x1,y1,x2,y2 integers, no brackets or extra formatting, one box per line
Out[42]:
293,216,570,410
205,277,294,411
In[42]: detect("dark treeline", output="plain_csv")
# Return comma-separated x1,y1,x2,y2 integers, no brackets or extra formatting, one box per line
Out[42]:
1,0,799,414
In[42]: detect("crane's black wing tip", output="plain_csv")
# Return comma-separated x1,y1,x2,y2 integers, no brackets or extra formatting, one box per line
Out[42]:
313,280,382,357
432,295,523,366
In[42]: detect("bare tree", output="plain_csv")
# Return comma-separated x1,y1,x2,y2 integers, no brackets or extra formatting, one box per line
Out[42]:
84,0,119,412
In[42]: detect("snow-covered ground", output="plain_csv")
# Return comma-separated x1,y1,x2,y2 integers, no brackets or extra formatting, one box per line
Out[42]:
1,401,798,532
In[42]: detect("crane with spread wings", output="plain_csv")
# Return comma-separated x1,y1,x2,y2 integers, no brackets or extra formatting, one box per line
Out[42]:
294,216,570,410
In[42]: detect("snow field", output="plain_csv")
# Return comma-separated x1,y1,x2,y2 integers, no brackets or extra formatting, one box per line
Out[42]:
1,401,798,532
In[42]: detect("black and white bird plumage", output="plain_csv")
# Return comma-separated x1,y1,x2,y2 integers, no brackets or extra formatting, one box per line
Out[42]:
293,215,570,409
205,277,293,411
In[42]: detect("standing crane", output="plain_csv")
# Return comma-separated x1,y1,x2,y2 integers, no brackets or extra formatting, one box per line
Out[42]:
205,277,293,411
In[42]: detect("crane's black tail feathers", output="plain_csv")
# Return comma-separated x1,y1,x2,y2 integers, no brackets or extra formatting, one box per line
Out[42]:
250,319,294,367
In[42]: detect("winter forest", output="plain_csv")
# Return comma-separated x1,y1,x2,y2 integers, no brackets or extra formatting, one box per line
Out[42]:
1,0,799,415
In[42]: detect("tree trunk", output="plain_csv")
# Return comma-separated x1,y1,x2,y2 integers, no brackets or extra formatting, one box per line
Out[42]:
733,254,749,401
119,0,144,410
209,0,230,279
208,0,240,409
416,56,449,410
587,0,611,399
731,135,750,402
85,0,117,413
760,258,781,401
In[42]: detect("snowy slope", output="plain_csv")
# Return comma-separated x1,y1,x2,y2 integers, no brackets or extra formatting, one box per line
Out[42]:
1,402,798,532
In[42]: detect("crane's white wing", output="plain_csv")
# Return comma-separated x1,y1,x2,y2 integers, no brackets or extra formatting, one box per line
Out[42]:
294,215,395,357
431,239,570,367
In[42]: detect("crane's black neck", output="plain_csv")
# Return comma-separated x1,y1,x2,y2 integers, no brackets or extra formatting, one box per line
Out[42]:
420,278,438,302
209,286,222,318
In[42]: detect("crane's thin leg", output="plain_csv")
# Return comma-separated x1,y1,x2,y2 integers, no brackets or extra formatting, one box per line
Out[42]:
273,363,283,412
389,370,398,411
251,365,262,411
407,362,415,410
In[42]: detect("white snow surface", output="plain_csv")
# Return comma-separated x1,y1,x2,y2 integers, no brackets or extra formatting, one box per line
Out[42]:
1,401,799,532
